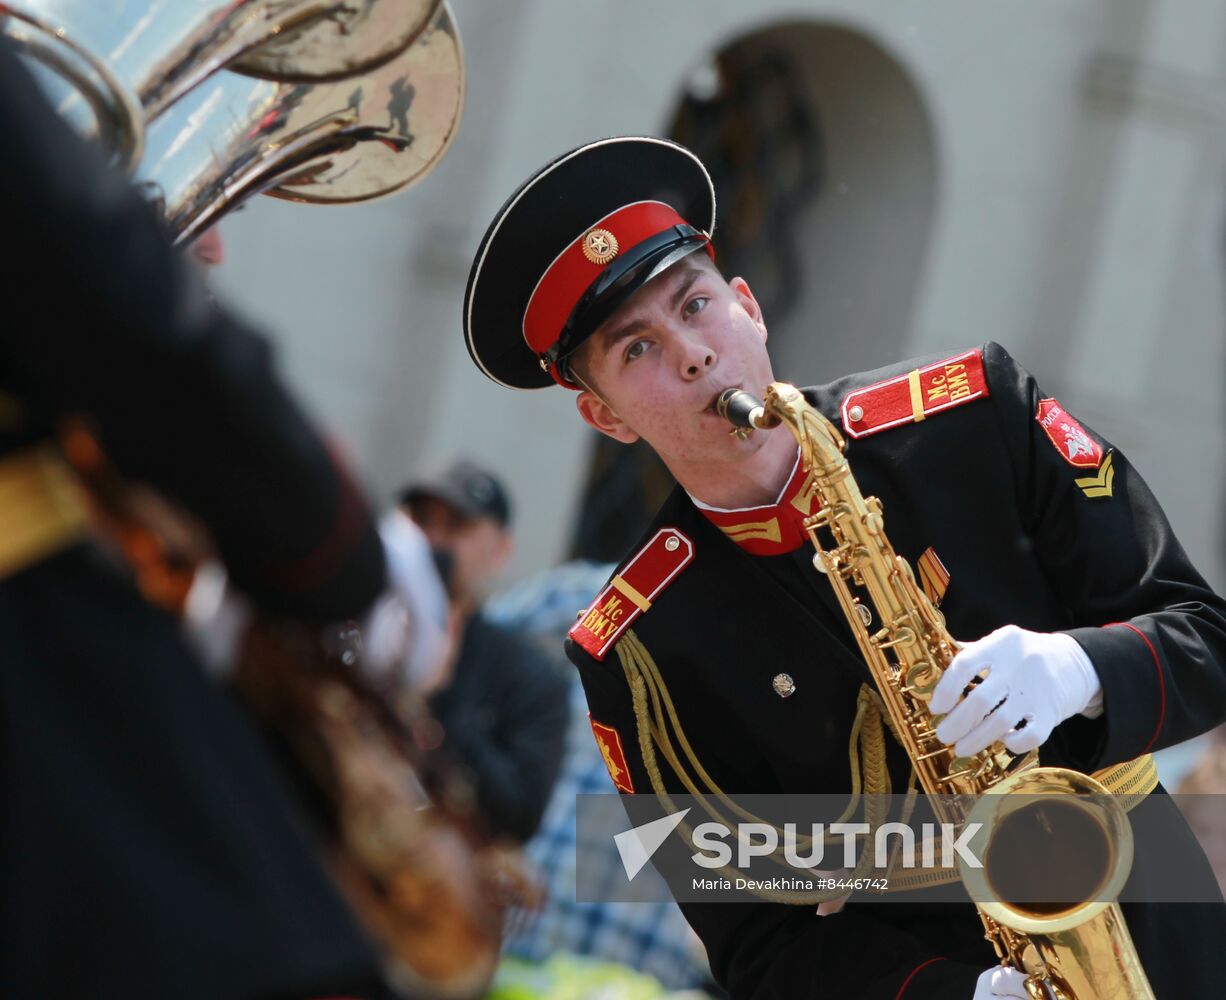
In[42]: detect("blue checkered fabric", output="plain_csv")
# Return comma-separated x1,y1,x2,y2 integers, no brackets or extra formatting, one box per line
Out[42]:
488,564,712,991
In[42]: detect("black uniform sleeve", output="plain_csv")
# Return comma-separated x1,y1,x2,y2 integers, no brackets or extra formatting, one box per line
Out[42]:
0,39,384,620
981,341,1226,769
566,635,986,1000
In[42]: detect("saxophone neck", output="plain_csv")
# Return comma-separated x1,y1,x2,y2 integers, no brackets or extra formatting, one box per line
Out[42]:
757,383,848,469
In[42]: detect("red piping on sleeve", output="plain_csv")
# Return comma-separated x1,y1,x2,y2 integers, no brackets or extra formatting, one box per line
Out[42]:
1106,621,1166,755
896,956,946,999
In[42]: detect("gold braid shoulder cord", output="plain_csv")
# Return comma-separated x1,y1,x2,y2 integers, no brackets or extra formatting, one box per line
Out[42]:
616,628,915,905
615,626,1156,905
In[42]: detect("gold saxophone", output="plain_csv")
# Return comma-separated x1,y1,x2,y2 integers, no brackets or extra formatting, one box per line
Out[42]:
717,382,1154,1000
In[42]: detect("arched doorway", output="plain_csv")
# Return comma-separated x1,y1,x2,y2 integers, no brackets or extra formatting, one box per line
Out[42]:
572,21,937,562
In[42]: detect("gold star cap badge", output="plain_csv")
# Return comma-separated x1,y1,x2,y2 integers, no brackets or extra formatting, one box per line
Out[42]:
582,228,619,265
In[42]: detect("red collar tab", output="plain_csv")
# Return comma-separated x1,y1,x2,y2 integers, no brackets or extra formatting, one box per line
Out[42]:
841,348,989,439
568,527,694,661
698,455,822,556
523,201,708,388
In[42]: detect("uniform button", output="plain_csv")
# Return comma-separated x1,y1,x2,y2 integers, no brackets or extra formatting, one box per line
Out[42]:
772,672,796,698
848,404,865,423
664,535,680,552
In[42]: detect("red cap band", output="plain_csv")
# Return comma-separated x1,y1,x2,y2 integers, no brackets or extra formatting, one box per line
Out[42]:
522,201,711,387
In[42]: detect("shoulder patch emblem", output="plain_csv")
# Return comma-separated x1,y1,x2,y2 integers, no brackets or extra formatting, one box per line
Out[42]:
589,717,634,793
1036,398,1104,469
842,348,989,439
568,527,694,661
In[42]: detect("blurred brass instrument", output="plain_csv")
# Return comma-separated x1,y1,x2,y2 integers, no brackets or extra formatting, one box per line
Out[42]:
236,618,528,1000
717,384,1154,1000
138,0,463,242
1,0,444,169
2,0,463,240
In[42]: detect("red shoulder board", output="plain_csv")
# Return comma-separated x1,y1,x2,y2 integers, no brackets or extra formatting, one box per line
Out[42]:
568,527,694,662
841,348,989,439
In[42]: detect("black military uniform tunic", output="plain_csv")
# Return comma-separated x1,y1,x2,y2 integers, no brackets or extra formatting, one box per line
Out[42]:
567,342,1226,1000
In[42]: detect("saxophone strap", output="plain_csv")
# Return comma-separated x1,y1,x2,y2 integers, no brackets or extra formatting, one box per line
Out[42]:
615,629,1159,900
0,444,91,582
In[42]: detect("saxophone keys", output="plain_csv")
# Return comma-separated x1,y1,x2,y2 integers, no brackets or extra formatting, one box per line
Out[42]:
904,661,939,695
872,626,916,650
938,758,979,782
854,603,873,627
1020,945,1045,976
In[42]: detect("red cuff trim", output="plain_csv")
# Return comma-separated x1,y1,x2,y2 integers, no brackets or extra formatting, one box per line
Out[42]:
1106,622,1166,754
254,446,368,594
896,957,946,999
523,200,696,356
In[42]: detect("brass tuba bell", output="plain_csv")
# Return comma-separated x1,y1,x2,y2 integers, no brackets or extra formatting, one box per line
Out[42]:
1,0,444,170
136,0,463,243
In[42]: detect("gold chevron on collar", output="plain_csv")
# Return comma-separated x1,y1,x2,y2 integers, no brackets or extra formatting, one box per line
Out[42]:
719,517,782,544
695,446,816,555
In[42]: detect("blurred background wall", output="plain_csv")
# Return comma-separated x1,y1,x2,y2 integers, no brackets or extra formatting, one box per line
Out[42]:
210,0,1226,593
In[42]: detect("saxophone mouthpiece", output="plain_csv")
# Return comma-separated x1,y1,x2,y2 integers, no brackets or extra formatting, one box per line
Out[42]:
716,388,768,431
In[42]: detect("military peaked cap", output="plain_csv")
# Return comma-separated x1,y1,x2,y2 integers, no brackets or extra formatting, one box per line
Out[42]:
464,136,716,390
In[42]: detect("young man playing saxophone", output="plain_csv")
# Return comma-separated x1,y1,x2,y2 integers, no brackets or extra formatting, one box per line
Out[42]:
462,136,1226,999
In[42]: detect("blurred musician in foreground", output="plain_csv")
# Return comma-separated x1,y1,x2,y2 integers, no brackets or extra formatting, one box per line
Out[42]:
0,37,397,1000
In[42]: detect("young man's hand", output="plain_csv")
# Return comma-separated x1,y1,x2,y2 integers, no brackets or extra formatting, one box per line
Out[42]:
930,624,1103,756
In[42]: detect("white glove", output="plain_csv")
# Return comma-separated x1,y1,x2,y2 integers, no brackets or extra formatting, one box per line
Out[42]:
930,624,1103,757
973,966,1031,998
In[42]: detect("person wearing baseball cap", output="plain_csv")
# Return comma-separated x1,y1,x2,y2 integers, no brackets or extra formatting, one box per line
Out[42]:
399,457,513,607
398,458,568,844
463,136,1226,999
